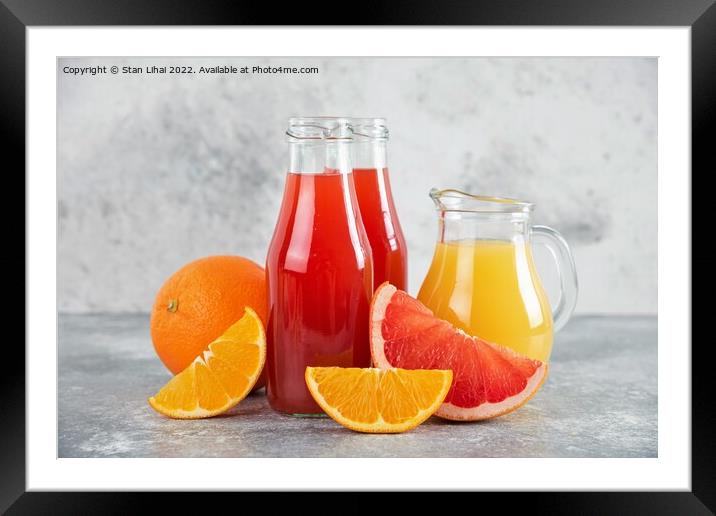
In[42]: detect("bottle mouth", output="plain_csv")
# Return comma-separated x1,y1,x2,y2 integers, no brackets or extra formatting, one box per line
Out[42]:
350,118,389,141
430,188,534,213
286,117,353,141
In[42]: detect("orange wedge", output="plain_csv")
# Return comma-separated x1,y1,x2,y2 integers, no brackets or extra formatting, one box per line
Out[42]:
305,367,453,433
148,307,266,419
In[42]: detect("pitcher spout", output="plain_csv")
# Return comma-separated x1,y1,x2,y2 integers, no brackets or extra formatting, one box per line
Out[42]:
429,188,533,214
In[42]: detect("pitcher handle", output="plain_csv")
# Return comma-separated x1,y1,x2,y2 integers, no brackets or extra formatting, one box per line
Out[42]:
531,225,579,332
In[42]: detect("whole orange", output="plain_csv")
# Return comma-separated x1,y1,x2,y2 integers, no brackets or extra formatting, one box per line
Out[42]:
150,256,268,389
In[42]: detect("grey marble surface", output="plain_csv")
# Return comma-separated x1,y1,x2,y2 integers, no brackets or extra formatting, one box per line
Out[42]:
58,314,657,458
58,57,657,314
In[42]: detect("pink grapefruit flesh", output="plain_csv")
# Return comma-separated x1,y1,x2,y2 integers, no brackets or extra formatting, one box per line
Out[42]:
369,282,548,421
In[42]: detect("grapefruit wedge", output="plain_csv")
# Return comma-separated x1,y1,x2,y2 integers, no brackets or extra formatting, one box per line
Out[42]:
370,283,548,421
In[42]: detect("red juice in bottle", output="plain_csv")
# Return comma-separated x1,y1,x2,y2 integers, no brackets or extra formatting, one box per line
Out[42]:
265,118,373,415
352,119,408,291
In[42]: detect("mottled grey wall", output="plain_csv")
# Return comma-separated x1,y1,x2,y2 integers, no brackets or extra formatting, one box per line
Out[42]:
58,57,657,314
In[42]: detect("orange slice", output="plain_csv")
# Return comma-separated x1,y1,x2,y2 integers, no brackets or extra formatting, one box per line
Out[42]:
148,307,266,419
305,367,453,433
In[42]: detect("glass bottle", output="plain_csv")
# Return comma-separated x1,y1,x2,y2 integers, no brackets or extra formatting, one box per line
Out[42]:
265,117,373,415
351,118,408,291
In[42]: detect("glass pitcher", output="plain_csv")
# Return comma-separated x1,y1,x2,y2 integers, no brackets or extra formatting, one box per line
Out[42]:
417,189,578,362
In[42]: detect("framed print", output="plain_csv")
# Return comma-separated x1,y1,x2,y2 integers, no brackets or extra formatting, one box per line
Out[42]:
3,0,711,511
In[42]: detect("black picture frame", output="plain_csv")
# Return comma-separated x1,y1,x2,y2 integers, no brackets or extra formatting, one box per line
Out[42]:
3,0,710,511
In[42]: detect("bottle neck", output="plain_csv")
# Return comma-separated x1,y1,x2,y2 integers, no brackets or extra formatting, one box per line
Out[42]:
288,140,352,174
353,140,387,170
438,212,531,244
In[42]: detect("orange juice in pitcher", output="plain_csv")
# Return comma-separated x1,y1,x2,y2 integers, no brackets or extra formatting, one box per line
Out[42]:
417,189,578,362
